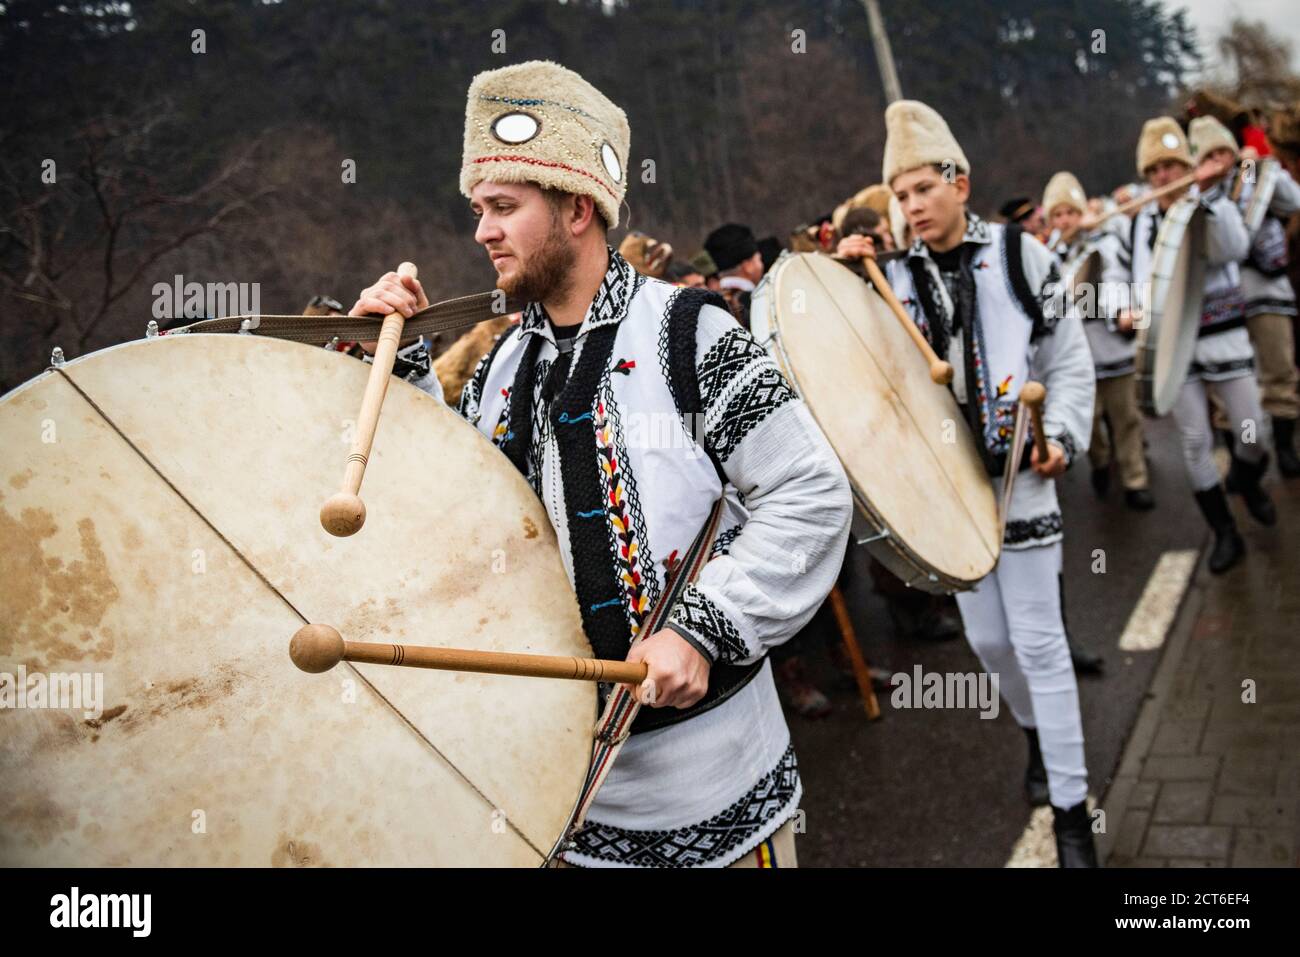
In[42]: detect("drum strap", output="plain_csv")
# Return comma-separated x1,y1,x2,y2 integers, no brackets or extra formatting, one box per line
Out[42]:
544,495,726,867
664,287,731,484
1003,224,1050,341
952,245,998,475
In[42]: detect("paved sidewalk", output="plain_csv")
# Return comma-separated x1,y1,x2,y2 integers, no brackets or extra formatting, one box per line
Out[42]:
1099,475,1300,867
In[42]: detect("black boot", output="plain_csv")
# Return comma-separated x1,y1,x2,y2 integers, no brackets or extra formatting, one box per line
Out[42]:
1193,486,1245,574
1059,573,1103,674
1090,466,1110,499
1274,418,1300,478
1024,728,1049,807
1227,453,1277,526
1052,801,1100,868
1124,487,1155,510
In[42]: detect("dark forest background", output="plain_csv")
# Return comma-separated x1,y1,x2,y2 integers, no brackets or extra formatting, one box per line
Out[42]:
0,0,1274,391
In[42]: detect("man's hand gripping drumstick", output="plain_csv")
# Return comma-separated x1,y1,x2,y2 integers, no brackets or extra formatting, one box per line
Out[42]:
320,261,427,537
1019,381,1065,478
836,234,954,385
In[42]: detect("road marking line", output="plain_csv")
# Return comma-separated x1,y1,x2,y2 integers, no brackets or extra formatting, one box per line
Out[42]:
1117,549,1199,652
1005,797,1098,867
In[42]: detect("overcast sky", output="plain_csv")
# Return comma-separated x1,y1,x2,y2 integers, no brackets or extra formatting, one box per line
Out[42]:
1176,0,1298,78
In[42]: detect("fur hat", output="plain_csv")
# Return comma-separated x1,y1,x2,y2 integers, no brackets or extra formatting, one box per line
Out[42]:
617,231,673,278
1136,116,1192,176
832,183,892,231
1270,103,1300,162
1041,172,1087,217
460,60,630,228
1190,90,1248,129
1189,115,1239,160
882,100,970,186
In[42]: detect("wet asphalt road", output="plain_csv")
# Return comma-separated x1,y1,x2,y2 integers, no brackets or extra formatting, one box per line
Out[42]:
783,415,1246,866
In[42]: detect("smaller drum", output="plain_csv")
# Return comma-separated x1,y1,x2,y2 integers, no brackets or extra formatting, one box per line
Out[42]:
1136,195,1207,417
1240,157,1281,236
1061,247,1102,300
750,252,999,593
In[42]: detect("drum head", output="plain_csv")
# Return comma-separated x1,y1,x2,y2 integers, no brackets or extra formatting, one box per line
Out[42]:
1064,249,1101,299
1137,197,1206,417
753,253,999,590
0,335,591,866
1242,158,1279,234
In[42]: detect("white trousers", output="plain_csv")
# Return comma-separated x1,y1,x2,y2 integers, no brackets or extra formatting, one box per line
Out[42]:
1172,374,1268,492
954,543,1089,809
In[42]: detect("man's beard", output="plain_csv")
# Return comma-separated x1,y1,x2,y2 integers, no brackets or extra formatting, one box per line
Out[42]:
497,218,576,303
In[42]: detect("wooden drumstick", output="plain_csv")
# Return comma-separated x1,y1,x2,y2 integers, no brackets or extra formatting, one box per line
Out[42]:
321,261,419,537
290,623,650,685
1019,380,1049,463
860,256,954,385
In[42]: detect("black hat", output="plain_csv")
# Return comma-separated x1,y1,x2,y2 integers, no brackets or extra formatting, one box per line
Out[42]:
756,236,782,273
703,223,759,272
998,197,1036,223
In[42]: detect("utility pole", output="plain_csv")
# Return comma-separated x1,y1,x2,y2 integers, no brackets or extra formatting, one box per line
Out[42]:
862,0,903,103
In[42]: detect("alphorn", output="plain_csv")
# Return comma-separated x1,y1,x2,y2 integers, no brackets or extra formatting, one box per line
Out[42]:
290,623,649,685
320,261,419,537
1063,155,1242,245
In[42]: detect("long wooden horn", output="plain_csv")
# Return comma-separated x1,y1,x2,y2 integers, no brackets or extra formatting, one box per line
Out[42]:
320,261,418,537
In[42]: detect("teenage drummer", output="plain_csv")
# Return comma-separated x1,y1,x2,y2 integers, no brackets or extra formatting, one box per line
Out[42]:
838,100,1099,867
1123,117,1270,574
1042,171,1155,512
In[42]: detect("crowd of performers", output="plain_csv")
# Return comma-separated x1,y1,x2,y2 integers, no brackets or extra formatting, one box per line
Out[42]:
301,66,1297,867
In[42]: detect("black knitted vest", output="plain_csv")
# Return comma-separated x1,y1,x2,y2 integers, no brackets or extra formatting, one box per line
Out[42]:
501,286,764,734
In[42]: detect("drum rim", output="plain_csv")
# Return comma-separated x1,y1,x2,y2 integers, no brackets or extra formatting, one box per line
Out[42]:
752,252,998,592
1136,195,1206,417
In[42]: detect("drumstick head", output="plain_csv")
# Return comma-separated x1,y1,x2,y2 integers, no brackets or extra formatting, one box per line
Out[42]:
290,624,346,673
320,492,366,537
1019,381,1047,407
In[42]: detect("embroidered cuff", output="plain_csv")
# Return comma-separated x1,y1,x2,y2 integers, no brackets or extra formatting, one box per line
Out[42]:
667,583,750,665
1004,511,1064,546
665,622,718,665
1048,430,1078,469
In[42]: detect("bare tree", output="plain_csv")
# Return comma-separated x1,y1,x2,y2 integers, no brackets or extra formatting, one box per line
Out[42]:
0,99,275,381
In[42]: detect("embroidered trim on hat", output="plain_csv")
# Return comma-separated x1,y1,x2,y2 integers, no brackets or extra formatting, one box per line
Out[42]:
471,154,618,199
478,93,596,120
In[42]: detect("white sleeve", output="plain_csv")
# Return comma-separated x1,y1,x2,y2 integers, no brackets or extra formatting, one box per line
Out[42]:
1268,168,1300,218
1023,232,1096,464
1202,188,1250,265
1094,231,1132,322
664,304,853,665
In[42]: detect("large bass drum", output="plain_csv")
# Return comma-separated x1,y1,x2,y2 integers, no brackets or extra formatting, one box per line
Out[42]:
1135,194,1207,416
0,334,591,866
750,252,999,593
